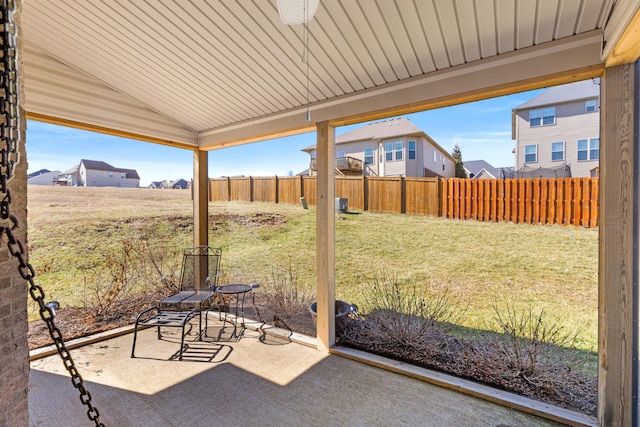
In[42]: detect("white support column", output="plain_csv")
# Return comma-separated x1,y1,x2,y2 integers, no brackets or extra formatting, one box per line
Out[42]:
316,121,335,352
193,149,209,290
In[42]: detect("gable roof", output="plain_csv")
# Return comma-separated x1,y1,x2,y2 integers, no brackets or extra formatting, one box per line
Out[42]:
80,159,140,180
336,118,424,143
463,160,499,178
514,80,600,111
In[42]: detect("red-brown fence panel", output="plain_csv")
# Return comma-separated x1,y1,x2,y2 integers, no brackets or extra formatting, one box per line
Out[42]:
440,177,599,228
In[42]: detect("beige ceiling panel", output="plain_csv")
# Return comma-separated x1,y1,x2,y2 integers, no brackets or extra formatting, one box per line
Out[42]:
310,5,368,92
24,46,197,146
397,2,435,73
556,0,584,38
434,0,466,66
455,0,482,63
22,0,617,146
516,0,537,49
475,0,498,58
199,31,603,150
535,0,560,44
341,1,397,82
577,0,614,33
376,1,422,76
326,2,386,86
495,0,516,53
415,1,450,69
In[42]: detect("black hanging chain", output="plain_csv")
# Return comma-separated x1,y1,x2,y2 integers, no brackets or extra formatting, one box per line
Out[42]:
0,2,104,425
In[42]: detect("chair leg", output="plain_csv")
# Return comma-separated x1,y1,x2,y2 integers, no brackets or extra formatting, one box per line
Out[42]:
131,323,139,358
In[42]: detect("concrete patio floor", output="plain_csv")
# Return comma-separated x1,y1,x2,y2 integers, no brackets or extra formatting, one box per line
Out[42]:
29,317,562,426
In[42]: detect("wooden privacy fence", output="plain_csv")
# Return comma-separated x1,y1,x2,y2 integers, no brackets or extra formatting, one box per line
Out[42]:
209,176,599,228
441,178,599,227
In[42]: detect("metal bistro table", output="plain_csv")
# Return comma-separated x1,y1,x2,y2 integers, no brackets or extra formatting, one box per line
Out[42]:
213,283,257,338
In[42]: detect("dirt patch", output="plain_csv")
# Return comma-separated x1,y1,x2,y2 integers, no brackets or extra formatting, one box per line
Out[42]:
209,212,286,227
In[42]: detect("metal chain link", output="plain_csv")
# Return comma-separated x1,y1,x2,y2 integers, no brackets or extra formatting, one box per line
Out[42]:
1,1,104,425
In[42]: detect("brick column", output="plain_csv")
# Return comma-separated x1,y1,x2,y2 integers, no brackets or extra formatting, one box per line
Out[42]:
0,0,30,425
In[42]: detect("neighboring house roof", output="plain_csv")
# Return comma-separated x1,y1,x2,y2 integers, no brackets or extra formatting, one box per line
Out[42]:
63,165,79,174
28,170,62,185
513,80,599,111
80,159,140,180
463,160,499,179
302,117,455,161
28,168,50,178
148,181,162,188
170,179,189,189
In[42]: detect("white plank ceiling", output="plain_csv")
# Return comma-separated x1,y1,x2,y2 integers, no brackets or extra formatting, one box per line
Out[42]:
20,0,629,148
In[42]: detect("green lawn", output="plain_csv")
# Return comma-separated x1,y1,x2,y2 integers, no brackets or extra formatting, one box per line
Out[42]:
27,185,598,353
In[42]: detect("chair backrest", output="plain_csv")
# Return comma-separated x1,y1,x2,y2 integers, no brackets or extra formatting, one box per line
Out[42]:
179,246,222,291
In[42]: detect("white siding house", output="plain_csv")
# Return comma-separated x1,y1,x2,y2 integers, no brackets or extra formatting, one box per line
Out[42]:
512,80,600,177
57,159,140,187
303,118,455,178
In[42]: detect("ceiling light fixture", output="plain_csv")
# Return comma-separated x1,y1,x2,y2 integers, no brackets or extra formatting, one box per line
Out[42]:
277,0,319,25
278,0,318,122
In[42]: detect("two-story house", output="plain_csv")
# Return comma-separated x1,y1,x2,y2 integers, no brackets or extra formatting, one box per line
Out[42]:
56,159,140,187
302,117,455,178
512,80,600,178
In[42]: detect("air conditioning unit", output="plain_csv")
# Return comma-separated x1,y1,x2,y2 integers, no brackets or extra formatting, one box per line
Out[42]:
335,198,348,213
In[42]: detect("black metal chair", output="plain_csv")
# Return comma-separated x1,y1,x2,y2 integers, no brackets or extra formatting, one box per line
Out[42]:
131,246,222,360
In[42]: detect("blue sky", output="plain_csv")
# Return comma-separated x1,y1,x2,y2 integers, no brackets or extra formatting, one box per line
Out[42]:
27,89,543,187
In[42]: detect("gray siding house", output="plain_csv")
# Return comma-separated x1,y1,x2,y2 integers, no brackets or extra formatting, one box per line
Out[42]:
58,159,140,187
512,80,600,178
303,118,455,178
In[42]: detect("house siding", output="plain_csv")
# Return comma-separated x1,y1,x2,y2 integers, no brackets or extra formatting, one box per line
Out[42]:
515,97,599,177
80,164,139,187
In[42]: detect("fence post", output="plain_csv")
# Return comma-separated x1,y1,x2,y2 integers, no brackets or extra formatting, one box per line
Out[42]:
400,177,406,214
274,175,279,204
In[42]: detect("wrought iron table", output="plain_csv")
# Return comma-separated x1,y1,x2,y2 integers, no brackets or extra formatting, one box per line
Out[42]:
214,284,254,338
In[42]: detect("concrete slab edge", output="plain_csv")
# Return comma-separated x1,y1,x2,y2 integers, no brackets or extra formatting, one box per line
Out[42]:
331,346,598,427
29,313,318,362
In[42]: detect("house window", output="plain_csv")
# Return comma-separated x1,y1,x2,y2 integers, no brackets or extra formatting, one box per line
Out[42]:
364,147,374,165
551,142,564,161
578,138,600,161
408,140,416,160
336,150,346,158
585,99,596,112
433,151,437,162
385,142,393,161
120,173,126,178
529,106,555,127
109,172,113,177
310,151,316,159
394,141,403,161
524,144,537,163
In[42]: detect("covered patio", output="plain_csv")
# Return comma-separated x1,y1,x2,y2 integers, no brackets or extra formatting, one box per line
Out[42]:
28,320,562,426
4,0,640,426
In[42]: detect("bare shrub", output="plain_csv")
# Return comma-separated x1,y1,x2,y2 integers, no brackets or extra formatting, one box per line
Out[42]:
143,242,183,293
489,299,581,383
81,240,147,316
262,263,314,314
358,273,466,342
